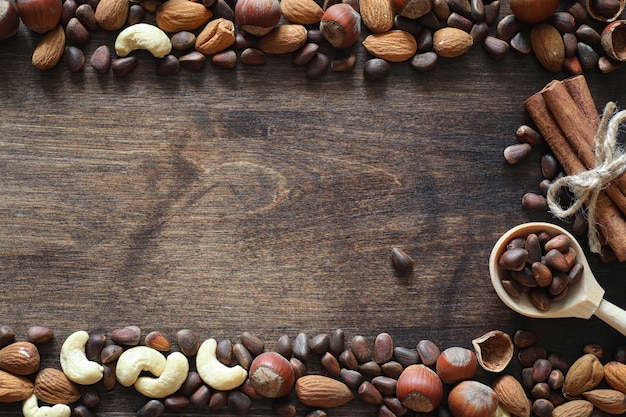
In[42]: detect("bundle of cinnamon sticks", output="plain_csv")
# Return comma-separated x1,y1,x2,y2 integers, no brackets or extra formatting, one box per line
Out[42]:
524,75,626,262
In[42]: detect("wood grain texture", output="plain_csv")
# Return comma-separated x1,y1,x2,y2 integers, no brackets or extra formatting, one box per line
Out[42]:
1,10,626,416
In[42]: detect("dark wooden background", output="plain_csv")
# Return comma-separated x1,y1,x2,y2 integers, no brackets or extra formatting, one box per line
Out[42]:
1,1,626,415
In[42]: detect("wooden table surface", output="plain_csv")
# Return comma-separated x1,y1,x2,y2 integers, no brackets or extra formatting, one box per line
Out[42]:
1,2,626,415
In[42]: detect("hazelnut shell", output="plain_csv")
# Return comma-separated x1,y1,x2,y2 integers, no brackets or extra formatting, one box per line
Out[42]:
472,330,514,373
17,0,62,33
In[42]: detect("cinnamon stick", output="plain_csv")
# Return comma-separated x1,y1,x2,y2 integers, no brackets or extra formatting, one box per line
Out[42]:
540,80,626,216
524,92,626,262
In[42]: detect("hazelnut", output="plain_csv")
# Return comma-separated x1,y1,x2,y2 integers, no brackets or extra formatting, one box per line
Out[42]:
248,351,295,398
16,0,62,33
396,364,443,412
509,0,559,24
319,3,361,49
436,346,479,384
0,0,21,40
447,380,499,417
235,0,281,36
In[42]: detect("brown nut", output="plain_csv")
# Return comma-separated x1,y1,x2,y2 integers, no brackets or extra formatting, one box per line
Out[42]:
472,330,514,373
235,0,281,36
156,0,212,32
195,17,235,55
16,0,62,33
319,3,361,49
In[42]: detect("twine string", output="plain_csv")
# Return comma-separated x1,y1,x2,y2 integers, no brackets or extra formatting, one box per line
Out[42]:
546,102,626,253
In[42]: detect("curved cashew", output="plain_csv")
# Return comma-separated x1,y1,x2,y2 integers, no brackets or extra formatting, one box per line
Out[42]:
23,394,71,417
114,23,172,58
115,346,167,387
196,338,247,391
59,330,104,385
134,352,189,398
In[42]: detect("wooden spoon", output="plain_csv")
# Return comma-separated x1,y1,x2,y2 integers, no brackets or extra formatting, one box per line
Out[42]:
489,222,626,336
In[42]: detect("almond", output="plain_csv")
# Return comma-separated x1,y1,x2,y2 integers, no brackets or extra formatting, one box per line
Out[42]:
492,374,531,417
604,361,626,393
95,0,129,31
563,353,604,399
256,24,307,54
360,0,394,33
34,368,81,405
0,369,34,402
362,30,417,62
433,27,473,58
156,0,212,33
31,25,65,71
295,375,354,408
530,22,564,72
582,389,626,415
0,342,40,375
280,0,323,24
195,17,235,55
551,399,594,417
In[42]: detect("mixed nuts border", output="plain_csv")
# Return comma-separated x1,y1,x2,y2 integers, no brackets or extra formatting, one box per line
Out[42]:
1,324,626,417
1,0,626,78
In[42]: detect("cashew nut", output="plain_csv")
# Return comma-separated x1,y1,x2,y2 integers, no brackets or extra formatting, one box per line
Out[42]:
134,352,189,398
115,346,167,387
114,23,172,58
23,394,70,417
59,330,104,385
196,338,247,391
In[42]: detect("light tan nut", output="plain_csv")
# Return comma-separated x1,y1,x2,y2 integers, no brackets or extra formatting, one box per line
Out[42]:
433,27,473,58
31,26,66,71
0,341,40,375
582,389,626,415
115,23,173,58
360,0,394,33
491,374,530,417
95,0,129,31
195,18,235,55
0,369,34,402
196,338,247,391
60,331,104,385
280,0,323,24
134,352,189,398
116,346,167,387
22,393,71,417
34,368,81,405
156,0,212,33
256,24,308,54
605,361,626,393
362,30,417,62
295,375,354,408
551,399,593,417
563,353,604,399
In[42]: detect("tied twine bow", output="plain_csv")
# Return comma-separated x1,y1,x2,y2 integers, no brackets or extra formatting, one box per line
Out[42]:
547,102,626,254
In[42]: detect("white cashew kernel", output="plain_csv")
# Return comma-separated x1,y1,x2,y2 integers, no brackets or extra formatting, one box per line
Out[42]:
196,338,247,391
59,330,104,385
23,394,71,417
134,352,189,398
115,346,167,387
114,23,172,58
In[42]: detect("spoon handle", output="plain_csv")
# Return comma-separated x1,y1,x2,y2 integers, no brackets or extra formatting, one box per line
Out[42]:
594,299,626,336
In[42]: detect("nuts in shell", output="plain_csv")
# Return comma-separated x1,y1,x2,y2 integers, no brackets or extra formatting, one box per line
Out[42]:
16,0,62,33
0,0,21,40
530,23,565,72
319,3,361,49
601,20,626,61
295,375,354,408
435,346,478,384
562,353,604,399
433,27,473,58
280,0,323,25
235,0,281,36
509,0,558,24
34,368,81,405
0,342,41,375
255,24,308,54
362,30,417,62
395,364,443,412
447,380,498,417
249,351,295,398
156,0,212,32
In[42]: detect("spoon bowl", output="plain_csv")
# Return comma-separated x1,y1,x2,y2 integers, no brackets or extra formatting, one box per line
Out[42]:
489,222,626,335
